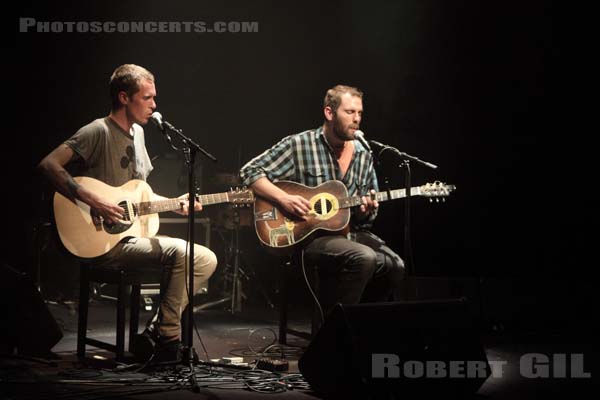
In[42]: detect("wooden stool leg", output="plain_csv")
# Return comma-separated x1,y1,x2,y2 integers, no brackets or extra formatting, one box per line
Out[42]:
279,260,290,345
310,264,321,337
116,272,126,361
77,266,90,358
129,283,141,351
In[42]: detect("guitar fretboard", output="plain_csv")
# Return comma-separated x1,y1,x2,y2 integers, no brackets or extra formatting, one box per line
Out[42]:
339,187,422,208
136,193,231,216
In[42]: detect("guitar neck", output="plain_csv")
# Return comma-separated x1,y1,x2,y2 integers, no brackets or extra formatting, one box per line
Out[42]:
136,192,231,216
339,187,422,209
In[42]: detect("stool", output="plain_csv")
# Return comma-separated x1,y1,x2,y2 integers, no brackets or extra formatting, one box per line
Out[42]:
77,263,163,362
278,254,322,345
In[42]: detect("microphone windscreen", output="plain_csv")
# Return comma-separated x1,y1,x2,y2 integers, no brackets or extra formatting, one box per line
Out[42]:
353,129,365,139
150,111,163,129
352,129,371,151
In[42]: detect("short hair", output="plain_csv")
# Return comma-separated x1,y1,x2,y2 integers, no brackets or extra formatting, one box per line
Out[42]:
109,64,155,110
324,85,363,113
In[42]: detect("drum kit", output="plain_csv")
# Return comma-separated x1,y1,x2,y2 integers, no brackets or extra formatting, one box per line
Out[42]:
196,173,273,313
204,172,252,230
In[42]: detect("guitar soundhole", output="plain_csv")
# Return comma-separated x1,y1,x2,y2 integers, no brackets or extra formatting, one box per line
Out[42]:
102,201,136,234
313,198,333,216
118,200,138,222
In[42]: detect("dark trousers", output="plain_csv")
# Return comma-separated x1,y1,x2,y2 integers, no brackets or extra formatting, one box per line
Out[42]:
303,230,405,316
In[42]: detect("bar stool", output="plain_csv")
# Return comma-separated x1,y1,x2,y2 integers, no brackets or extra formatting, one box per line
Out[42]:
278,253,322,344
77,262,163,362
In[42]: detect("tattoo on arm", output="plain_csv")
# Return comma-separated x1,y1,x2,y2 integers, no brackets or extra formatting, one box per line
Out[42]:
61,171,80,197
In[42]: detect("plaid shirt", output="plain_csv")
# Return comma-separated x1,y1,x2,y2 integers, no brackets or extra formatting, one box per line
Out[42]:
239,126,379,229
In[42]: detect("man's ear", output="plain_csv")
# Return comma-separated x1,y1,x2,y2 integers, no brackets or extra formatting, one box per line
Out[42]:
117,91,129,107
324,106,334,121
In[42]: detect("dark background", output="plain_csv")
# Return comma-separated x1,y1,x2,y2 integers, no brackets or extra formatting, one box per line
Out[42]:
8,1,592,329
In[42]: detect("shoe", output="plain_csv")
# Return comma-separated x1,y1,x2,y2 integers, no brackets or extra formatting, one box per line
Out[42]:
149,338,182,366
130,330,155,362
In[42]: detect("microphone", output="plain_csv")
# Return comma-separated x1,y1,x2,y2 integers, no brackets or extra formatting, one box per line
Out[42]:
150,111,164,130
353,130,371,152
150,111,179,133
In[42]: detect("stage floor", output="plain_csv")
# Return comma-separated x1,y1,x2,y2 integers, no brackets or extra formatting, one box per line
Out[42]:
1,298,595,399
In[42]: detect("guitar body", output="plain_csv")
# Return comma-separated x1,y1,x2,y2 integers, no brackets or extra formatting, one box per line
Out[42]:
53,177,159,258
253,180,351,252
253,179,455,253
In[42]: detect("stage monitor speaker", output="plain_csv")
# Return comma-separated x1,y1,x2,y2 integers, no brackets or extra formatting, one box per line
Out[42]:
0,264,63,355
298,298,490,399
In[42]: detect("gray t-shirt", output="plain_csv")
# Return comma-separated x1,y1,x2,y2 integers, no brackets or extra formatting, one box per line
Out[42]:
64,117,153,187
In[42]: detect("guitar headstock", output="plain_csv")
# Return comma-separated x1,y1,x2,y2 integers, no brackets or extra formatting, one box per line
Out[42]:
229,186,255,207
420,181,456,202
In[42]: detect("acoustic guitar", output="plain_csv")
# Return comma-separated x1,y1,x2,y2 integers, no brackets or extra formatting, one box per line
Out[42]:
253,180,455,252
53,176,254,258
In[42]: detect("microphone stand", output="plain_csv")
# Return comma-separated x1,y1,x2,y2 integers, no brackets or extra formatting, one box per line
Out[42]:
371,142,437,278
159,124,217,391
401,159,414,277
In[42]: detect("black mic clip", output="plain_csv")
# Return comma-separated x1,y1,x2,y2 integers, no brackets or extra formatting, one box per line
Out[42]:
151,111,181,133
151,111,180,150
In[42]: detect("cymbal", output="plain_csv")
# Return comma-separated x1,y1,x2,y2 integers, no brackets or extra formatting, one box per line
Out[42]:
210,173,240,187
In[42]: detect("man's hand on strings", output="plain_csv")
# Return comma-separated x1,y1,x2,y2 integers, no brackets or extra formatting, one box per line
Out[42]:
280,194,311,220
90,198,125,224
177,193,203,215
359,189,378,216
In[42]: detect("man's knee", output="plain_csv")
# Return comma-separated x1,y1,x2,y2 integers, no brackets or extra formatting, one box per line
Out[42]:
352,247,378,278
392,254,405,277
195,247,218,276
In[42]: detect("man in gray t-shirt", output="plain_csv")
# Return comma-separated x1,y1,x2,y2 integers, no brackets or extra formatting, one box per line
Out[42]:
38,64,217,365
64,116,153,187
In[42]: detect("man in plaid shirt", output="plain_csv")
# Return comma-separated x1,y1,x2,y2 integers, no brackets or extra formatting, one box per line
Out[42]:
240,85,404,318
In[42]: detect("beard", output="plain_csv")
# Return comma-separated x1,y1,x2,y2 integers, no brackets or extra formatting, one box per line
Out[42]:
332,114,358,142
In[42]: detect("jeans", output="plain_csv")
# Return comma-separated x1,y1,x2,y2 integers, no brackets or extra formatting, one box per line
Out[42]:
303,230,404,316
94,235,217,340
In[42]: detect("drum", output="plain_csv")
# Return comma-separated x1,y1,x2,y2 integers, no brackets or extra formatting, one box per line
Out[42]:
207,205,252,230
204,172,252,230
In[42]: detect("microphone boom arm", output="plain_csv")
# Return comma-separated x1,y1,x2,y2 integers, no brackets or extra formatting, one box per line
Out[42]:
151,112,217,163
370,140,437,169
